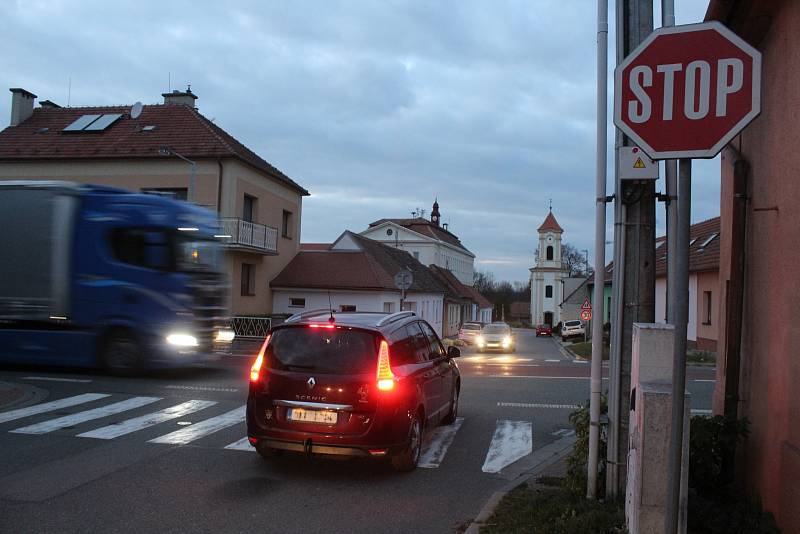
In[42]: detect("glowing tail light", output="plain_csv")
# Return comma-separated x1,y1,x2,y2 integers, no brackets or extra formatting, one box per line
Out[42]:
250,334,271,382
376,340,395,391
309,324,336,329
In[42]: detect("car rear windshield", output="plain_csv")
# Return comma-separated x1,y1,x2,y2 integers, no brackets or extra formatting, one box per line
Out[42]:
463,324,481,330
266,327,379,374
483,325,510,334
565,321,582,327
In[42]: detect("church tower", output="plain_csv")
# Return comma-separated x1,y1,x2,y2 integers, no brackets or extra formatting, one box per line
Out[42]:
431,199,441,226
530,208,568,326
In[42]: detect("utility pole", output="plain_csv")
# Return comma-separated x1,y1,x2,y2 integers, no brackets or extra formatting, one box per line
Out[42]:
606,0,654,499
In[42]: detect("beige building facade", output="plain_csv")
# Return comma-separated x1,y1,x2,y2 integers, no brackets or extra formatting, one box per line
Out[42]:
0,88,308,315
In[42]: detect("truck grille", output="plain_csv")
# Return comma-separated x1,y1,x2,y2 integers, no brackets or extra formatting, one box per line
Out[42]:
188,273,228,352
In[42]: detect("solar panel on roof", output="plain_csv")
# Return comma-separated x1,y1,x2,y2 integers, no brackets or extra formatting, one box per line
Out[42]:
83,113,122,131
63,114,102,131
699,233,718,248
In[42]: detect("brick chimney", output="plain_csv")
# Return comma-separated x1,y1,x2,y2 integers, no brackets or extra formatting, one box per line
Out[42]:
162,85,197,108
9,88,37,126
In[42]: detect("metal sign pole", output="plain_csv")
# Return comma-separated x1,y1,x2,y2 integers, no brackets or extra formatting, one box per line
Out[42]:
665,158,691,533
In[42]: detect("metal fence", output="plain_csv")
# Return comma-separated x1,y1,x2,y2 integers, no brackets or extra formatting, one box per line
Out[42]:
230,316,272,338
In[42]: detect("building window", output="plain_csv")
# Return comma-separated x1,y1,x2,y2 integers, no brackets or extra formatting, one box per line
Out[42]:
289,298,305,308
141,187,187,201
383,302,395,313
243,194,257,222
545,285,553,298
703,291,712,325
282,210,292,238
339,305,356,312
241,263,256,296
546,246,554,261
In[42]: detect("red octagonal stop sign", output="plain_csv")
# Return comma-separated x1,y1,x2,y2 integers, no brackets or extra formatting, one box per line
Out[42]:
614,21,761,160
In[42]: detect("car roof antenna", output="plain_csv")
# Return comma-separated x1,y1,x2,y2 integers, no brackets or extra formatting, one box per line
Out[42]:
327,291,335,324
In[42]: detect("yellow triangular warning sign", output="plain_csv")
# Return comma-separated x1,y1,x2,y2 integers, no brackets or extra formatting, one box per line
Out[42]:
633,157,646,169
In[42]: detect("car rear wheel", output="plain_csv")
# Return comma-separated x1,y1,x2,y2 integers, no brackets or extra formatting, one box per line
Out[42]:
442,385,459,425
391,412,422,472
256,442,282,460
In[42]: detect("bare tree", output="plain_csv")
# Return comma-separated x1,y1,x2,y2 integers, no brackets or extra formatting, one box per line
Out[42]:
562,242,593,277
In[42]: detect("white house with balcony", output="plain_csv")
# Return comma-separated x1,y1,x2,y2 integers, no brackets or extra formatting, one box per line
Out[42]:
361,200,476,286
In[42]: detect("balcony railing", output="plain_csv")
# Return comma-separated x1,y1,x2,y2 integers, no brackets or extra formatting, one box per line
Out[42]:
219,218,278,254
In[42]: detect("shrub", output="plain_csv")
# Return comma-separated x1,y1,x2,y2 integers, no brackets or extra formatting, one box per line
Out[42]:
565,396,608,498
689,415,749,492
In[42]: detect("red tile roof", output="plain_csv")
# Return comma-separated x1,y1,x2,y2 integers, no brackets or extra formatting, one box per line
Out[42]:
368,218,473,255
588,216,720,286
299,243,331,251
0,103,308,195
429,265,474,302
462,284,493,309
271,233,448,294
538,211,563,232
655,216,720,276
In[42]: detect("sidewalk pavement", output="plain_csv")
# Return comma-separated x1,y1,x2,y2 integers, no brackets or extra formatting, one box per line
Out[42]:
0,381,47,412
464,434,575,534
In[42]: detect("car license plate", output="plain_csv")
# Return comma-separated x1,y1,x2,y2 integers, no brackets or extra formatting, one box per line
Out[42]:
288,408,337,424
487,343,499,347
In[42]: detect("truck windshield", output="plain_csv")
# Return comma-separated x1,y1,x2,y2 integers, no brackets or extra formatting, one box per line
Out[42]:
176,238,224,273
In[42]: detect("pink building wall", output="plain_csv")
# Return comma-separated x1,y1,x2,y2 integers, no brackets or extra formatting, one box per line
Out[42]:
712,1,800,529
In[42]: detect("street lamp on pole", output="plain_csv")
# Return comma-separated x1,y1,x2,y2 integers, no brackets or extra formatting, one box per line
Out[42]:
159,146,196,203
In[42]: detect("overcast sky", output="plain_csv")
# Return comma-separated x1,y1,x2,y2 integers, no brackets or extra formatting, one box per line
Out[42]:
1,0,718,282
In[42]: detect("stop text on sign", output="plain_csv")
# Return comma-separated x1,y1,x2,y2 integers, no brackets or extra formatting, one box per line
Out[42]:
627,58,743,123
614,21,761,160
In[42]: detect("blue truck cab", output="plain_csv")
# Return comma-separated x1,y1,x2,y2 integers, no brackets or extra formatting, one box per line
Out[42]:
0,181,233,373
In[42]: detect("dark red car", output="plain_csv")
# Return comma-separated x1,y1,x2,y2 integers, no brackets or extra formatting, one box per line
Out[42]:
535,324,553,337
246,310,461,472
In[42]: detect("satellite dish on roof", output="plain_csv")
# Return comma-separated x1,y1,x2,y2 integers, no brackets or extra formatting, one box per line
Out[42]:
130,101,143,119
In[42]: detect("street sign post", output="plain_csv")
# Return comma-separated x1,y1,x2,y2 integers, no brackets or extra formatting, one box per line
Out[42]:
394,269,413,311
614,21,761,160
613,20,762,533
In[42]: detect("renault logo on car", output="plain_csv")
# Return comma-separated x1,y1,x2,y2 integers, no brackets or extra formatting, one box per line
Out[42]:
307,377,316,389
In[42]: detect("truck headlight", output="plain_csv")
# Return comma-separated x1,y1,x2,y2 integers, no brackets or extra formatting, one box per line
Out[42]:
215,329,236,343
166,333,199,347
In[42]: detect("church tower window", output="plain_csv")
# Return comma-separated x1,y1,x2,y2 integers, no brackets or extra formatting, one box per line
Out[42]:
546,245,554,260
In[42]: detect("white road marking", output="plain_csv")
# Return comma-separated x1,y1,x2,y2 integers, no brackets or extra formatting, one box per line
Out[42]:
0,393,110,424
224,437,255,451
164,385,239,393
419,417,464,468
481,420,533,474
691,409,713,415
545,359,561,363
498,402,579,409
551,428,576,437
10,396,161,435
573,360,590,364
693,379,716,383
149,405,245,445
77,400,218,440
21,376,92,383
488,375,605,380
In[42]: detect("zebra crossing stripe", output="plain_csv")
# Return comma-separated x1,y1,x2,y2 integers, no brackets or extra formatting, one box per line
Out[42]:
77,400,218,440
497,402,579,409
481,420,533,474
10,397,161,435
148,405,246,445
0,393,111,424
419,417,464,468
224,437,254,451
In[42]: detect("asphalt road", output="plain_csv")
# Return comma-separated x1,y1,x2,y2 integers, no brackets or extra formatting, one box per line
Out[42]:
0,329,715,534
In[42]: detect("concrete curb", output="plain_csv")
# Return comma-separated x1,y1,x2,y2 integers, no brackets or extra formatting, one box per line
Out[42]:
464,434,576,534
0,381,48,412
551,337,577,361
